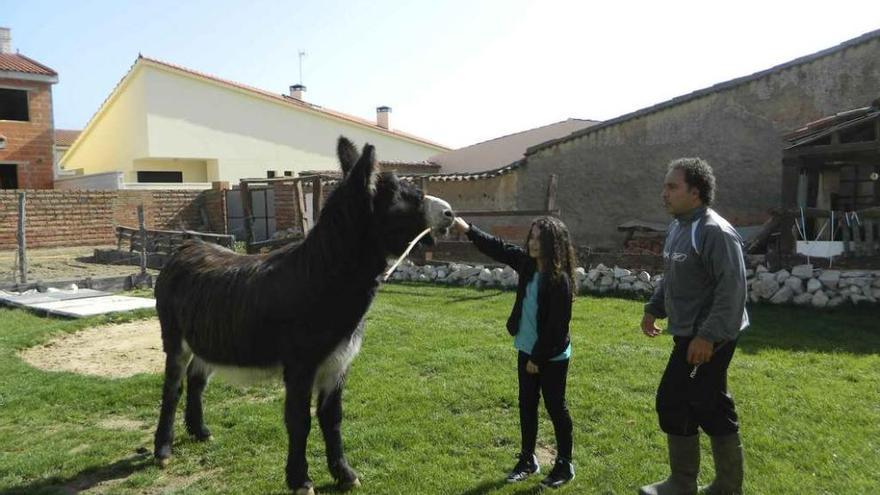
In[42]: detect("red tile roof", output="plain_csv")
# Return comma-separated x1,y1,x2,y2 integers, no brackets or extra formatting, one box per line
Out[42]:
55,129,81,147
0,53,57,76
138,56,449,150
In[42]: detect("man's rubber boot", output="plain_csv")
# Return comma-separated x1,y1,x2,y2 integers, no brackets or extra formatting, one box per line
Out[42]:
638,434,700,495
698,433,743,495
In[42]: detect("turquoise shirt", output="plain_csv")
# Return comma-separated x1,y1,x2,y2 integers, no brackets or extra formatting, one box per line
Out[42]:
515,273,572,361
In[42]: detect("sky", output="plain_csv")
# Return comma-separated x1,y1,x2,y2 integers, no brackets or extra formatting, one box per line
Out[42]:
2,0,879,149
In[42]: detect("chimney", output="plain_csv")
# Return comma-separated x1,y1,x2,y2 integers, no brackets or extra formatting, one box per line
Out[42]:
289,84,306,100
376,106,392,129
0,27,11,54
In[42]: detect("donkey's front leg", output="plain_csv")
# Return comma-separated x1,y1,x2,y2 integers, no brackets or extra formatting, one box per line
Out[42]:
283,364,316,495
318,386,360,490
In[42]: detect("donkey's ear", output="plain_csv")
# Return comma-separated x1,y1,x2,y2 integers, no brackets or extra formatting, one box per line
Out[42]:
337,136,359,177
348,143,377,195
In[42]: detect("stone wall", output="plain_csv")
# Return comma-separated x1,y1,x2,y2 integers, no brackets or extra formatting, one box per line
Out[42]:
517,34,880,249
388,260,880,309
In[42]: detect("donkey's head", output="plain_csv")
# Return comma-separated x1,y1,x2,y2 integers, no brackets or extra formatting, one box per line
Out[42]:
336,136,454,256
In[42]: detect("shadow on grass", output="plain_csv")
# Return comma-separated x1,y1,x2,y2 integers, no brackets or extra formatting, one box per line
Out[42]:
455,478,540,495
0,452,152,495
381,284,509,303
737,305,880,356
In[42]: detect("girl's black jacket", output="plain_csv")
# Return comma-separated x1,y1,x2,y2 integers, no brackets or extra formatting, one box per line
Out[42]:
465,224,573,365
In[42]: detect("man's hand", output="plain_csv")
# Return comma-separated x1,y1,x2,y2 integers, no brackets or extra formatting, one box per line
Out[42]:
641,313,662,337
451,217,470,235
687,336,714,365
526,360,539,374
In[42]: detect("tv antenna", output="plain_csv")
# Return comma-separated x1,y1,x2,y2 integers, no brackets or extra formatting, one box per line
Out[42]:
298,51,306,85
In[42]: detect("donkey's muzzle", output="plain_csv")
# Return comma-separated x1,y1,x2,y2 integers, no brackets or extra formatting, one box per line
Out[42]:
424,195,455,231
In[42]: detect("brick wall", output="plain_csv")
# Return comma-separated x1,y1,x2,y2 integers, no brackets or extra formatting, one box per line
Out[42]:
0,78,55,189
0,189,226,250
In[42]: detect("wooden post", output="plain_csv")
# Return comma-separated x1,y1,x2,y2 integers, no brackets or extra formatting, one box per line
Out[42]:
239,182,255,250
419,176,429,196
16,191,27,284
312,176,323,222
294,180,309,232
545,174,558,213
138,204,147,276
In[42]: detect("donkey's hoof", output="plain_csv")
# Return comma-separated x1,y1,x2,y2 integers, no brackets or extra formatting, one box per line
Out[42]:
294,486,315,495
340,477,361,490
155,456,171,468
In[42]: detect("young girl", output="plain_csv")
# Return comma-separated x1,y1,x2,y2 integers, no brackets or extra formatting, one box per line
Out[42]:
451,216,577,488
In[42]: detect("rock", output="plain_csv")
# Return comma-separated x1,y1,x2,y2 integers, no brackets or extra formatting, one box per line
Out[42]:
840,271,870,278
849,277,872,288
756,278,780,299
417,274,429,282
613,266,632,278
620,275,638,284
651,274,664,284
873,277,880,288
745,269,754,278
793,292,813,306
491,268,504,280
827,296,845,308
575,267,586,278
775,269,791,283
599,275,615,287
756,264,768,273
619,282,633,291
587,269,601,282
769,286,794,305
874,288,880,299
637,271,651,283
478,268,493,282
758,272,777,283
791,264,814,279
850,294,870,305
749,291,760,304
806,278,822,293
849,285,862,294
436,269,447,279
633,281,652,293
784,277,803,295
863,285,875,298
818,270,840,289
811,290,829,308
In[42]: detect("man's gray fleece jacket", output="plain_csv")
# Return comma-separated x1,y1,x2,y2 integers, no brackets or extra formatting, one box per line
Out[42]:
645,207,750,342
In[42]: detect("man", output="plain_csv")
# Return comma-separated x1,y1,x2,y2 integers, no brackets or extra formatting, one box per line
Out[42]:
639,158,748,495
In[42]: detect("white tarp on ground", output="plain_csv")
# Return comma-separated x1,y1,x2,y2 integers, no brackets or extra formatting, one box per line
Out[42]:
0,287,155,318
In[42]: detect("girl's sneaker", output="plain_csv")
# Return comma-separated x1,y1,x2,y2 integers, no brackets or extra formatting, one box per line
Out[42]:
506,452,540,483
541,458,575,488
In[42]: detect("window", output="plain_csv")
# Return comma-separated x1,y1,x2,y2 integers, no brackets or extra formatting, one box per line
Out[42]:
284,171,293,177
0,164,18,189
0,88,29,121
137,171,183,183
267,171,277,178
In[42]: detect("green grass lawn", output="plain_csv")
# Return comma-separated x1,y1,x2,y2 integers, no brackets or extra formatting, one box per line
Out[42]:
0,285,877,494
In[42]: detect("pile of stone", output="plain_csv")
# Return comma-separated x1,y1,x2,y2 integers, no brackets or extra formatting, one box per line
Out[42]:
748,264,880,308
388,261,880,308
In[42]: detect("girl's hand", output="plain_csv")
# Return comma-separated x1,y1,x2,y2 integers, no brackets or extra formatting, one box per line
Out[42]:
451,217,470,234
526,360,539,374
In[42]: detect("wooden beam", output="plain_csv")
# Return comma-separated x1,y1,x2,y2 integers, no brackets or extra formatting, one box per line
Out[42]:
16,192,27,284
419,176,428,195
295,180,309,232
239,182,255,249
784,141,880,158
545,174,558,212
455,209,560,217
312,177,323,222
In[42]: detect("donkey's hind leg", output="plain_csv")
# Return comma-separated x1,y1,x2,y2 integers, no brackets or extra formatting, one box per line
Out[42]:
318,386,360,490
153,346,192,466
184,356,214,441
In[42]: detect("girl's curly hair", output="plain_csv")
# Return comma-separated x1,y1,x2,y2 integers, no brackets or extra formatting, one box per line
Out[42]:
525,216,578,299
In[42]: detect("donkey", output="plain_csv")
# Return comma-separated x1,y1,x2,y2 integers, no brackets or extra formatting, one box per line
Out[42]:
152,137,454,494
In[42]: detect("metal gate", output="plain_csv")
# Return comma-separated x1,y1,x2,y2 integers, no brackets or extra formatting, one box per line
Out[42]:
226,187,276,242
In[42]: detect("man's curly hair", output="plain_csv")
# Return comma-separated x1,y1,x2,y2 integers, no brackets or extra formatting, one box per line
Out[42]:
668,157,716,206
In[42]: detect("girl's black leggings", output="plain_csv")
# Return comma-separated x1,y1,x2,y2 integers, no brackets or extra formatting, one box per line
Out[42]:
517,351,573,460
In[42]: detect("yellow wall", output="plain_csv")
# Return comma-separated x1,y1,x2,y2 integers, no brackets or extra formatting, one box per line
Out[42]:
61,71,148,175
141,65,444,182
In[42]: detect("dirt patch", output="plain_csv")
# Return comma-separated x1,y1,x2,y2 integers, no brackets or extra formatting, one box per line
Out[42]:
19,319,164,378
535,442,557,466
0,245,159,285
